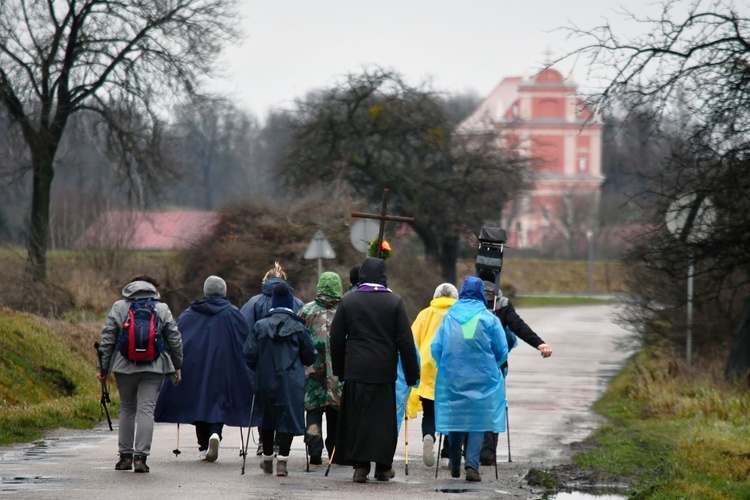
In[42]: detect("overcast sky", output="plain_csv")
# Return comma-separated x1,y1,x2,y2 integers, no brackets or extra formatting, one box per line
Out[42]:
207,0,669,118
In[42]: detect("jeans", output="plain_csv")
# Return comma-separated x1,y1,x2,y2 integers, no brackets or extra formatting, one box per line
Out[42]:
448,431,483,471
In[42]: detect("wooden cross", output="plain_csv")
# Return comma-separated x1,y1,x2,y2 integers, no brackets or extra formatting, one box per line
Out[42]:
352,188,415,258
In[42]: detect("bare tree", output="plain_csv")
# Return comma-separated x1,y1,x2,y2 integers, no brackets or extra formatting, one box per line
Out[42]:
561,0,750,369
0,0,239,280
280,68,530,283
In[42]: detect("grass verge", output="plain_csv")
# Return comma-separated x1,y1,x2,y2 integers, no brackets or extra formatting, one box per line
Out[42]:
570,349,750,499
0,308,116,446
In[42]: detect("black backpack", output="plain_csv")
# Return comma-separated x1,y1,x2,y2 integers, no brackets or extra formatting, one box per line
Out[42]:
118,299,167,363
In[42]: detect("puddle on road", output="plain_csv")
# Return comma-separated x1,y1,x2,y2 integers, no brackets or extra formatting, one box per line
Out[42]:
549,492,625,499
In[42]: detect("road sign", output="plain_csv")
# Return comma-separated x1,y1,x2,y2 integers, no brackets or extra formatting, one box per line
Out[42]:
349,219,379,254
665,193,716,243
304,231,336,259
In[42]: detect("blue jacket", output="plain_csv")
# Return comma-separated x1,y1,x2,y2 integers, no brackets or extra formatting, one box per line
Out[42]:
242,308,317,435
154,296,256,426
239,277,305,333
431,276,508,433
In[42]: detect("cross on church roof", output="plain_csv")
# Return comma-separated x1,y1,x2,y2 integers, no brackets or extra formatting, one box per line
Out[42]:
351,189,415,258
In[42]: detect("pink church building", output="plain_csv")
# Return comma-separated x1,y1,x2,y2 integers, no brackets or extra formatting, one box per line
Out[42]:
461,69,604,253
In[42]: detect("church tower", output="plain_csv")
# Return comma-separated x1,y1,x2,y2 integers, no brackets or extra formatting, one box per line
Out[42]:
460,68,603,254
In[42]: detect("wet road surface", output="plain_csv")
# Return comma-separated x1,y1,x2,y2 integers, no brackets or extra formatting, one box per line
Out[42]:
0,305,633,499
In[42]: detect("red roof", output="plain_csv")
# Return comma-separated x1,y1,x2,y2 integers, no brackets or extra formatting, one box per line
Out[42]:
77,211,220,250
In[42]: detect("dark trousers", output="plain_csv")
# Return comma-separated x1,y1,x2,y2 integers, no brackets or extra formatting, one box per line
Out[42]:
421,398,449,458
194,421,223,452
261,429,293,457
305,406,338,459
351,460,392,473
481,431,499,464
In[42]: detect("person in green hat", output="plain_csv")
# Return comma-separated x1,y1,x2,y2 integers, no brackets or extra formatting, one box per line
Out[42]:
298,271,344,465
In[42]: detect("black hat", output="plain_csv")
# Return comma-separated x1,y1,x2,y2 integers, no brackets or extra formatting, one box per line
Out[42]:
271,282,294,310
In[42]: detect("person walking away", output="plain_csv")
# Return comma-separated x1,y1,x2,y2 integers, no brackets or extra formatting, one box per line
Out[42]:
478,270,552,465
154,276,254,462
243,283,317,476
96,275,183,473
407,282,458,467
298,272,344,466
330,257,420,483
431,276,509,482
240,261,305,455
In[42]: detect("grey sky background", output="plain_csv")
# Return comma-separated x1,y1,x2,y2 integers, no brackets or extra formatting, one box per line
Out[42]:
207,0,670,117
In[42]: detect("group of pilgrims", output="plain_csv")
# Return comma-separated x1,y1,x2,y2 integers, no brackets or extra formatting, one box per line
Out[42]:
96,256,552,481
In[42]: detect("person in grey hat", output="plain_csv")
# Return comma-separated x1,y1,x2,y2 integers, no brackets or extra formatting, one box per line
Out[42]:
155,275,254,463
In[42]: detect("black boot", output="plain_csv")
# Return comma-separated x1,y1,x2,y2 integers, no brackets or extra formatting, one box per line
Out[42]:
133,454,150,473
115,453,133,471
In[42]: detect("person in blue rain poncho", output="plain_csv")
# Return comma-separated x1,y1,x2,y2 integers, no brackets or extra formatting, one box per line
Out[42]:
154,276,253,463
431,275,509,483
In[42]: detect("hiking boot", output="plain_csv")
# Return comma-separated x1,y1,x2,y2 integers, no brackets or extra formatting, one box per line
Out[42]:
276,458,288,476
115,453,132,471
465,467,481,482
450,461,461,478
206,433,220,462
133,455,149,473
259,456,273,474
309,455,322,465
352,467,368,483
374,469,395,481
423,435,435,467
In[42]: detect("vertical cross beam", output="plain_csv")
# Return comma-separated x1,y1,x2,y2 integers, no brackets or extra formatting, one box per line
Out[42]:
351,189,414,258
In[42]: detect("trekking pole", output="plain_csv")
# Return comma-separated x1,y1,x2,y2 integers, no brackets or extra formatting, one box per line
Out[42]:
239,427,245,457
173,424,181,457
325,446,335,477
404,416,409,475
434,433,442,478
93,342,113,431
506,404,512,463
305,442,310,473
241,394,256,475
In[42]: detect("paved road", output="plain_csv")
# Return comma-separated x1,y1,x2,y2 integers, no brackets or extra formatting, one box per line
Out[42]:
1,305,632,499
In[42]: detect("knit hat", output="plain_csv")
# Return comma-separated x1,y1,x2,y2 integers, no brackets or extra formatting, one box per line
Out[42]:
349,264,361,287
204,275,227,297
271,282,294,310
433,283,458,299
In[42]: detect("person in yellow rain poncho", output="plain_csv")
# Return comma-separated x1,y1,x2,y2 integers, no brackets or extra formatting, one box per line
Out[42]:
406,283,458,467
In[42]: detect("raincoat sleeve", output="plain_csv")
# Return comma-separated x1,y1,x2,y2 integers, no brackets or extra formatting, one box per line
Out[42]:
299,325,318,367
487,315,509,368
242,324,260,371
158,303,183,370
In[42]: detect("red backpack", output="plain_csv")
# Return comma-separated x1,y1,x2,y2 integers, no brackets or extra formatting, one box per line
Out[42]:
118,299,166,363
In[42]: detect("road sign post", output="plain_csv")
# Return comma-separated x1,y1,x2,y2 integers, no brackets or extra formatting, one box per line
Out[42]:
304,231,336,278
665,193,716,368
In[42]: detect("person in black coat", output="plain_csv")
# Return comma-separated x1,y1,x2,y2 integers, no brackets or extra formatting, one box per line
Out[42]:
480,275,553,465
330,257,420,483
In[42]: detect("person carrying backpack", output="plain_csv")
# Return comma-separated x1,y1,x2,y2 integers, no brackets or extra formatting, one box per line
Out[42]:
96,275,183,473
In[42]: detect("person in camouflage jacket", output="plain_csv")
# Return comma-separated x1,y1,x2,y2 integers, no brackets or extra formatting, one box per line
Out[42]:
298,271,344,465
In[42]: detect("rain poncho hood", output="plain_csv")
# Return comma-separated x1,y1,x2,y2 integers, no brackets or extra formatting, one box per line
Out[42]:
316,272,343,299
431,276,508,433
